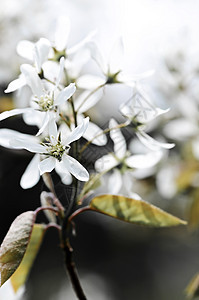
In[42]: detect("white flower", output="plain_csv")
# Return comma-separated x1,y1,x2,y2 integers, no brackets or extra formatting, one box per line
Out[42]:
0,118,89,188
119,83,175,151
77,38,154,90
5,38,52,93
10,118,89,180
1,59,76,136
95,119,163,196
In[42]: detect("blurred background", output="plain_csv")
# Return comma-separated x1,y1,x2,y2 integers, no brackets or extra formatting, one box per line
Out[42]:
1,0,199,299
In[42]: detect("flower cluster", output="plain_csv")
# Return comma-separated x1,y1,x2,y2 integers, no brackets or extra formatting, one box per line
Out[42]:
0,16,173,199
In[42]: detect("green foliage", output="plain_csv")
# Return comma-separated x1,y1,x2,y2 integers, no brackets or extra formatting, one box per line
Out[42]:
0,211,35,286
90,194,187,227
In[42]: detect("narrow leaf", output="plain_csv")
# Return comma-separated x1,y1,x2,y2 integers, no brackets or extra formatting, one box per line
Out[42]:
10,224,45,292
185,273,199,299
0,211,35,286
90,194,187,227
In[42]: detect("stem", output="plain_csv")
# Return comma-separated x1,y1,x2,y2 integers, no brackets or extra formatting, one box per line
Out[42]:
62,240,87,300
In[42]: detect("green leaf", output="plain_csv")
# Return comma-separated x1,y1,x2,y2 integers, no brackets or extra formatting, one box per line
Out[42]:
10,224,45,292
90,194,187,227
0,211,35,286
185,273,199,299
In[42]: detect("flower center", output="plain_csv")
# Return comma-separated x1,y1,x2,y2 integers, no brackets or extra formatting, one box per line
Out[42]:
42,139,69,161
34,93,54,111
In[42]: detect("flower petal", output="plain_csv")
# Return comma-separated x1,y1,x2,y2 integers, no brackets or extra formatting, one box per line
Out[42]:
126,151,163,169
95,154,118,172
109,118,126,159
83,121,107,145
20,154,40,189
10,138,45,153
33,38,51,73
20,64,43,97
16,40,34,61
76,74,105,90
54,16,70,51
88,41,107,74
62,155,89,181
55,161,73,185
0,129,37,149
108,37,124,75
136,131,175,151
4,75,26,93
55,56,65,87
54,83,76,106
67,30,97,55
39,157,56,175
64,117,89,145
0,108,33,122
108,169,122,194
75,88,103,113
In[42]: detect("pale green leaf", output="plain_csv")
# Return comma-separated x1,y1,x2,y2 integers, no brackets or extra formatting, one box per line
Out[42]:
0,211,35,286
185,273,199,299
10,224,45,292
90,194,187,227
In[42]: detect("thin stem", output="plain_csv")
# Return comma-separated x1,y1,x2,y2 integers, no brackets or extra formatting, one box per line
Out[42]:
68,206,90,223
62,240,87,300
35,206,59,215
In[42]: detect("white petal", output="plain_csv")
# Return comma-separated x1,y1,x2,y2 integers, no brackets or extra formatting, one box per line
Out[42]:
0,129,37,148
163,119,198,141
75,88,103,113
136,131,175,151
54,83,76,106
95,154,118,172
109,37,124,75
83,121,107,145
56,56,65,87
16,40,34,61
76,74,105,90
10,138,45,153
62,155,89,181
109,118,126,159
20,154,40,189
34,38,51,72
64,117,89,145
0,108,33,121
108,169,122,194
117,70,155,85
36,112,50,136
4,75,26,93
126,151,163,169
88,41,107,74
39,157,56,175
67,30,97,55
20,64,43,97
55,161,73,185
54,16,71,51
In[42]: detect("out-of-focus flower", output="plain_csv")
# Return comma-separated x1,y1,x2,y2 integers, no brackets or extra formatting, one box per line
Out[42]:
95,118,163,197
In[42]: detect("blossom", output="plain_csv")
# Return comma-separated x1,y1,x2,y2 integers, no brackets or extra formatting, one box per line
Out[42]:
95,118,163,196
1,59,76,135
76,37,154,90
0,118,89,188
120,83,175,151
